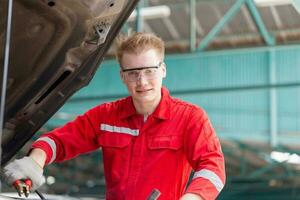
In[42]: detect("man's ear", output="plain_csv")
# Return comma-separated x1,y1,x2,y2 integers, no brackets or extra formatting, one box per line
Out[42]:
120,70,126,83
162,63,167,78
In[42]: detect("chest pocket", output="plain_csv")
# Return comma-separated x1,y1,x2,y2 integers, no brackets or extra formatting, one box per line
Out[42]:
148,135,183,150
97,132,132,148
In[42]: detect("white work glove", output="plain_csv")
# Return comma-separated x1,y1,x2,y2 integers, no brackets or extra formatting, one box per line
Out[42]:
3,156,45,191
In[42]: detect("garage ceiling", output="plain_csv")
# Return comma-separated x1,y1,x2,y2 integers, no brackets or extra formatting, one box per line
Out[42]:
119,0,300,53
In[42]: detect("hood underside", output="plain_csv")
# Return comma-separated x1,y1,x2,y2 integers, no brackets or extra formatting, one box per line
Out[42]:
0,0,138,166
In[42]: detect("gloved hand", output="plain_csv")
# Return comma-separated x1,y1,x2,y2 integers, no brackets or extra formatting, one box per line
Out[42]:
3,156,46,194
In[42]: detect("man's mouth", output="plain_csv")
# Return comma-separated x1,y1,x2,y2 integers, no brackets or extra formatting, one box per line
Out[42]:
136,88,152,93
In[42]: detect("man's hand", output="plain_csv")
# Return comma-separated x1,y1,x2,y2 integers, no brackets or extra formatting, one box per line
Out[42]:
180,193,204,200
3,156,45,196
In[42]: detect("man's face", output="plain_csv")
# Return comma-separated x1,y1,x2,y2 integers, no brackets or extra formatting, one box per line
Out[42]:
120,49,166,106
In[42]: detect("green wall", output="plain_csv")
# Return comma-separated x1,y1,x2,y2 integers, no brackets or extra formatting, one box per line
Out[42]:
47,45,300,146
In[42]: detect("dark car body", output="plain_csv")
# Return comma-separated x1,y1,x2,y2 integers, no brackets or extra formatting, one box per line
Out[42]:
0,1,139,199
0,0,138,167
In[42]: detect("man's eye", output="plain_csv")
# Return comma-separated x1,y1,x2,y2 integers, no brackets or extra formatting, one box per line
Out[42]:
144,69,155,74
128,71,139,76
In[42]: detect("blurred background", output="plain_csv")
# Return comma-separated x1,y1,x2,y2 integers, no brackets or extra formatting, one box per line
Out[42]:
5,0,300,199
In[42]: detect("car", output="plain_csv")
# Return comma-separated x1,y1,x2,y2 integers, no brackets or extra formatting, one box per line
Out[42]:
0,193,82,200
0,0,138,199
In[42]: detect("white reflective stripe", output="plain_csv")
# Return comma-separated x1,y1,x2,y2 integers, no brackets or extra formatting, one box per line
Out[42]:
193,169,224,192
100,123,139,136
36,137,57,164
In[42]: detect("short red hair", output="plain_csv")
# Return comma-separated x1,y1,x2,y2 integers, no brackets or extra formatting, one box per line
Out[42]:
116,32,165,65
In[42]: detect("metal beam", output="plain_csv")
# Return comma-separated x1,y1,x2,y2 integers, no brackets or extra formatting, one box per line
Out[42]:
190,0,197,52
246,0,276,45
121,22,130,34
135,1,144,32
196,0,276,51
143,21,154,33
241,4,257,32
248,161,290,178
68,81,300,103
186,3,205,36
211,3,231,34
197,0,247,51
269,6,283,29
0,0,13,188
162,18,180,40
269,49,278,148
195,18,205,36
293,0,300,13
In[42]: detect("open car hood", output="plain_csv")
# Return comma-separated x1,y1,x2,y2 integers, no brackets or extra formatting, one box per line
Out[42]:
0,0,138,166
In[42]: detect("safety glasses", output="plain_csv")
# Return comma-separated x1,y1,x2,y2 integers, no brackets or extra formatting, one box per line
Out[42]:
122,62,163,82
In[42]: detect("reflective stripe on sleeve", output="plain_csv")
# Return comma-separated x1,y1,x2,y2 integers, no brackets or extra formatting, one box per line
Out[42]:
193,169,224,192
100,124,139,136
36,137,57,163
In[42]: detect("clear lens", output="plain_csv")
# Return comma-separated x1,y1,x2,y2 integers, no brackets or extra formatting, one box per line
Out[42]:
122,62,163,82
125,68,159,82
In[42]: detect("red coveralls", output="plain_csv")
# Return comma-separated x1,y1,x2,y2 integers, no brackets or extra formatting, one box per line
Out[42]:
32,87,225,200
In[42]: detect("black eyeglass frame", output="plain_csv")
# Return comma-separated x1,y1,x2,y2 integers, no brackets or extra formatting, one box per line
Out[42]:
121,62,164,72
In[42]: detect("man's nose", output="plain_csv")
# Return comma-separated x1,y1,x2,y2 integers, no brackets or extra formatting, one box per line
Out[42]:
136,72,148,84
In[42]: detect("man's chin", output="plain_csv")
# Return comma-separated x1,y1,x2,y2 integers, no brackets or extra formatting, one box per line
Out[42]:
133,94,154,103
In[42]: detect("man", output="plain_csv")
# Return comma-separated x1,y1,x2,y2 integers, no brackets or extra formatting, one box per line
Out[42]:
4,32,226,200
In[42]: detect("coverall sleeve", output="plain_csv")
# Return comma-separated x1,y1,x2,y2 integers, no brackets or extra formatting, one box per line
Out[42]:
31,105,102,165
184,108,226,200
